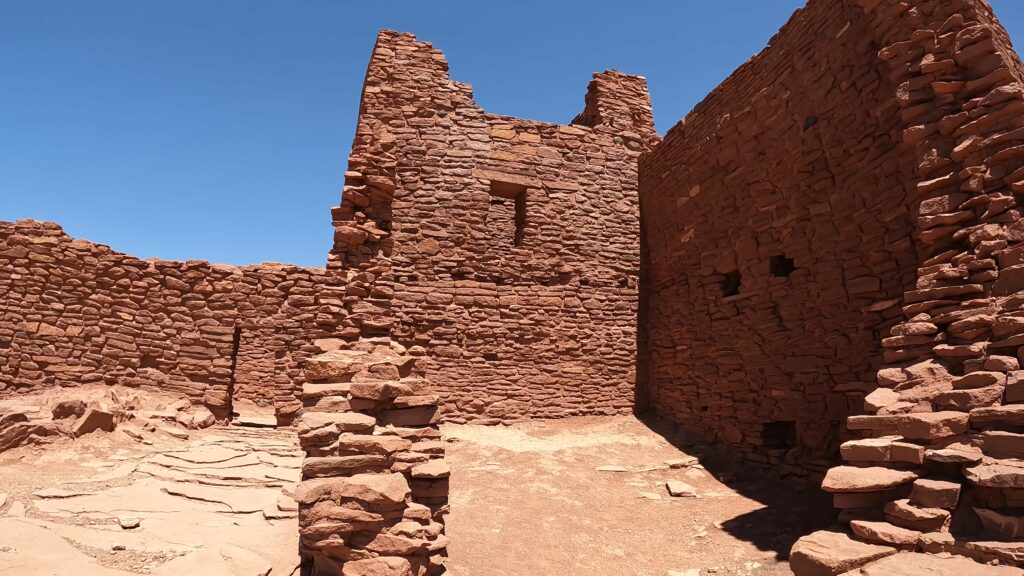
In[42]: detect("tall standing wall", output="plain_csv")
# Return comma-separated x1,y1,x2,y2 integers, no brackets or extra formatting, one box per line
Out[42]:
639,0,921,475
331,31,658,423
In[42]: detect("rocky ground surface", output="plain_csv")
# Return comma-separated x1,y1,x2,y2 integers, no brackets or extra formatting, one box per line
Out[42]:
0,391,301,575
0,400,834,576
442,415,834,576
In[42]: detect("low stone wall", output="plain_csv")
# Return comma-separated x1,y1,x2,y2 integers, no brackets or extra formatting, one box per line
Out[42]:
0,219,328,422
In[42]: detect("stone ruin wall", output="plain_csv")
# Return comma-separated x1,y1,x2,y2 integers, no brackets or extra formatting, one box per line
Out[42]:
795,0,1024,568
638,0,1024,569
0,30,656,430
330,30,658,423
639,0,922,475
0,219,331,423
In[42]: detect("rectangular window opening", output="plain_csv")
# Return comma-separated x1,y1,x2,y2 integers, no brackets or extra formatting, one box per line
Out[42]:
721,270,741,296
770,255,796,277
488,181,527,249
762,421,796,450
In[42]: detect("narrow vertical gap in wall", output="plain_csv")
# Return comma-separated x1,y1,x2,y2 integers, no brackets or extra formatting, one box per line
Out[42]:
227,326,241,420
514,191,526,247
721,270,742,296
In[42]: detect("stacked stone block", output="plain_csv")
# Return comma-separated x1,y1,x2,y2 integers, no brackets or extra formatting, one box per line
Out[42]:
789,0,1024,572
297,338,448,575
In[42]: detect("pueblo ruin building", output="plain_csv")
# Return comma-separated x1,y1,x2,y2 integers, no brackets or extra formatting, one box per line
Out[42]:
5,0,1024,573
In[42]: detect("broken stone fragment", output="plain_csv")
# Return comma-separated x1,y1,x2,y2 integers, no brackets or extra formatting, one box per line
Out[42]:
840,437,898,462
665,456,698,468
336,433,412,455
971,404,1024,428
965,462,1024,488
665,480,697,498
302,455,390,478
118,516,141,529
50,399,86,420
838,550,1023,575
72,408,115,437
863,389,900,413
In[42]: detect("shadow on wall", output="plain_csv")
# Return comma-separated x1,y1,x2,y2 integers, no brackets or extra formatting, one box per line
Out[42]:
638,414,836,559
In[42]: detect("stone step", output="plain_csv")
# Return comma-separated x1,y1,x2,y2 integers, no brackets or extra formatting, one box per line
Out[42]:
822,466,917,493
849,520,920,549
790,530,895,576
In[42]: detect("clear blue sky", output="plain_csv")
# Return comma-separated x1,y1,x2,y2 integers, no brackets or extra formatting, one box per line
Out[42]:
3,1,1024,266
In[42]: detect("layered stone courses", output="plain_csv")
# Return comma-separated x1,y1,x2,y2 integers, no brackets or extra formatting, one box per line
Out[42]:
0,219,327,423
8,1,1024,573
638,0,922,475
337,30,658,422
297,338,448,575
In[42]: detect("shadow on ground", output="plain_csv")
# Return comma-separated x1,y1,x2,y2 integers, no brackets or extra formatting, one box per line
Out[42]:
639,413,836,560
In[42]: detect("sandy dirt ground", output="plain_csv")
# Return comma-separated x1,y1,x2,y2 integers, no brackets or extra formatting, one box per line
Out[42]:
442,416,833,576
0,409,831,576
0,424,302,575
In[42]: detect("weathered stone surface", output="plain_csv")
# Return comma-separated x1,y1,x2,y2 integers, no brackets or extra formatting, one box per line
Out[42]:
410,459,450,479
966,463,1024,489
51,400,86,420
340,557,413,576
849,521,920,548
971,405,1024,428
789,530,895,576
72,409,115,437
894,412,968,441
883,499,950,533
295,473,410,508
838,552,1023,575
909,479,960,510
822,467,917,493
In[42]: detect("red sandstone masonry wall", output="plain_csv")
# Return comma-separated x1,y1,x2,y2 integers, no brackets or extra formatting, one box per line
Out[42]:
332,31,659,422
639,0,923,474
797,0,1024,564
0,219,328,422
